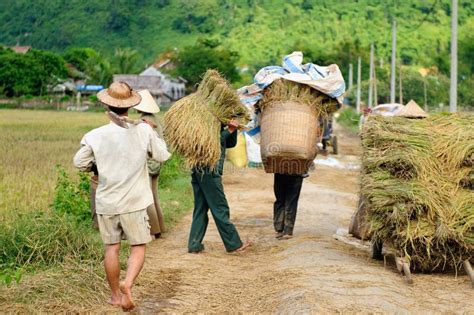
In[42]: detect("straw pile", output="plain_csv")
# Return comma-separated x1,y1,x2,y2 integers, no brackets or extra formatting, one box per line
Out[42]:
164,70,250,170
361,113,474,272
259,79,340,116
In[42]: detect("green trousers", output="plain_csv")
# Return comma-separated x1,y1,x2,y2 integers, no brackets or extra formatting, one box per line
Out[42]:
188,172,242,253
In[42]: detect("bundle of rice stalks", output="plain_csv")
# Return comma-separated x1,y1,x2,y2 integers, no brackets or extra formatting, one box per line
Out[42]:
164,70,249,170
259,79,340,117
361,113,474,272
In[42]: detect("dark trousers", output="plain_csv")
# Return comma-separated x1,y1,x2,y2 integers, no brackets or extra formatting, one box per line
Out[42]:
188,172,243,253
273,173,304,235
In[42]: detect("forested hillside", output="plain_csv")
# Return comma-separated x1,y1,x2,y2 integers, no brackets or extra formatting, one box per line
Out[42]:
0,0,472,68
0,0,473,106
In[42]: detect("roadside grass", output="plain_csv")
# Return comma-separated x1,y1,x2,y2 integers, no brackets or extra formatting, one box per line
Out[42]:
336,106,360,133
0,109,193,312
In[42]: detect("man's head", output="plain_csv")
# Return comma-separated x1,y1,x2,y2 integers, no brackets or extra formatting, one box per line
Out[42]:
108,105,129,116
97,82,141,112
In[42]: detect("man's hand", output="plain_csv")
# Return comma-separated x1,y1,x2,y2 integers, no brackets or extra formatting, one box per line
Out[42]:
227,119,239,133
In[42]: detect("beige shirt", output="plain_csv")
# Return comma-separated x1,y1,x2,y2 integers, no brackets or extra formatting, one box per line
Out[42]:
73,122,171,215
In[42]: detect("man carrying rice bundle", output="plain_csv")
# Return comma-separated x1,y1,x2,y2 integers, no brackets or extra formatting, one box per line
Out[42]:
164,70,251,254
74,82,171,311
188,119,251,254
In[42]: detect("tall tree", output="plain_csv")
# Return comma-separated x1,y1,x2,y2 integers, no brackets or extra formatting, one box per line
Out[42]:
175,39,240,88
114,48,139,74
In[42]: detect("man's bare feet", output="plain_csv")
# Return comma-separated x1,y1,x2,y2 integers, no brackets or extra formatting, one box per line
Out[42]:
107,296,121,306
119,281,135,312
275,232,284,239
278,234,293,240
230,241,252,253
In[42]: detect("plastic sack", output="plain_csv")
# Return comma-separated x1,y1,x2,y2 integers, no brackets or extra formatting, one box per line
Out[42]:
226,132,248,168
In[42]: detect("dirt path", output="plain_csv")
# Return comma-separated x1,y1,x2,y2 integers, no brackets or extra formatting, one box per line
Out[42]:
104,125,472,313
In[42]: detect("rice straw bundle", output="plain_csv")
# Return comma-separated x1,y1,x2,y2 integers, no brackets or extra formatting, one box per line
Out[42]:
361,113,474,272
259,79,340,117
164,70,250,170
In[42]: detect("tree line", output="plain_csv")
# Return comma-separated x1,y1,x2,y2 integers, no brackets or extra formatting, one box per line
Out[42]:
0,41,240,98
0,37,472,109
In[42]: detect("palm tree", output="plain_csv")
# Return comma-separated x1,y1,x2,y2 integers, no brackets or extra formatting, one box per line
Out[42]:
114,48,139,74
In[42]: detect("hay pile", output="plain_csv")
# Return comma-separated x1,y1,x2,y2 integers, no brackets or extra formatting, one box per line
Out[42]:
259,79,340,116
164,70,249,170
361,113,474,272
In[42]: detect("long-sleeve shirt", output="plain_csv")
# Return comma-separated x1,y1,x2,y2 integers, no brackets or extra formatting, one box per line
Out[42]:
193,128,237,176
73,122,171,215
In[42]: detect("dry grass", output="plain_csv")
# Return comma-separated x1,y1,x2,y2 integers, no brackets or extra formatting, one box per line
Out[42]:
0,109,109,216
259,79,340,116
361,113,474,271
164,70,249,170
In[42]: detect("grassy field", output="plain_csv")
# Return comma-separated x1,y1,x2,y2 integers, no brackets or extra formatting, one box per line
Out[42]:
0,109,193,311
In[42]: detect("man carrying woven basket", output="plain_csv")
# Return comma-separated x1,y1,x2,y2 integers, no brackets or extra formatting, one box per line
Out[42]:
73,82,171,311
187,120,251,254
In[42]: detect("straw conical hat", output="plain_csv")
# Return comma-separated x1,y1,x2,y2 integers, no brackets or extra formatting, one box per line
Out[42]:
134,89,160,113
396,100,428,118
97,81,141,108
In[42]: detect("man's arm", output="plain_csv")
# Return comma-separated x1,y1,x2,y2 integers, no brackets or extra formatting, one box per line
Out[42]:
147,126,171,163
73,138,95,172
223,119,238,148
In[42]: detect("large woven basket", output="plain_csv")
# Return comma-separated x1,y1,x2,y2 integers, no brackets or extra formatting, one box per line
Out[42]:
260,101,318,174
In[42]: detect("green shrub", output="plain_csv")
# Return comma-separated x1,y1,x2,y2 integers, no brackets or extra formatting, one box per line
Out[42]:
0,264,22,287
51,167,91,223
336,106,360,132
159,154,187,188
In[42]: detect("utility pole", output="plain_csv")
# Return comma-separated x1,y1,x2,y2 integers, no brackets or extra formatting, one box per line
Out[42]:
368,43,374,108
390,20,397,104
449,0,458,112
399,62,403,105
423,79,428,111
356,56,361,113
348,63,353,91
374,64,378,107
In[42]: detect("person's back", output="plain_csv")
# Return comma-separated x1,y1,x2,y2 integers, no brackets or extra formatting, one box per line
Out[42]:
77,122,162,215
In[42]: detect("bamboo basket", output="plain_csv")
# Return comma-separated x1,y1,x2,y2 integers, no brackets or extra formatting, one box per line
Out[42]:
260,101,318,174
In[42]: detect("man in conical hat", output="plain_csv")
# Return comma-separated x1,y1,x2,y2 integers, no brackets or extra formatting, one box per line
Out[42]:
74,82,171,311
134,89,166,238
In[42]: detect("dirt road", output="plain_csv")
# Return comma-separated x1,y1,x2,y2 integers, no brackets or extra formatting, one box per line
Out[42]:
109,126,473,313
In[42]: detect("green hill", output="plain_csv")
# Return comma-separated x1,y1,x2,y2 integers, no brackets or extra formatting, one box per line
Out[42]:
1,0,472,69
1,0,473,107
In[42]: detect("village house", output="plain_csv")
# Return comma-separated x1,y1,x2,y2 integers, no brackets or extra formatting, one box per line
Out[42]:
113,65,186,107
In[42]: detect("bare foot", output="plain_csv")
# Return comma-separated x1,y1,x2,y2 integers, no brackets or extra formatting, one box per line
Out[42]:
275,232,284,239
119,282,135,312
278,234,293,240
230,241,252,253
107,296,121,306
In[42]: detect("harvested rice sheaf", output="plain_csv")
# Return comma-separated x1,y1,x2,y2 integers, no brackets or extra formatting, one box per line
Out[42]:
164,70,250,170
259,79,340,117
361,113,474,272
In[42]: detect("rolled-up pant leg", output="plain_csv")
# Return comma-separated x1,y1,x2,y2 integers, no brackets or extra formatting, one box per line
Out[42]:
200,173,242,252
273,173,287,233
283,175,303,235
188,173,209,253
